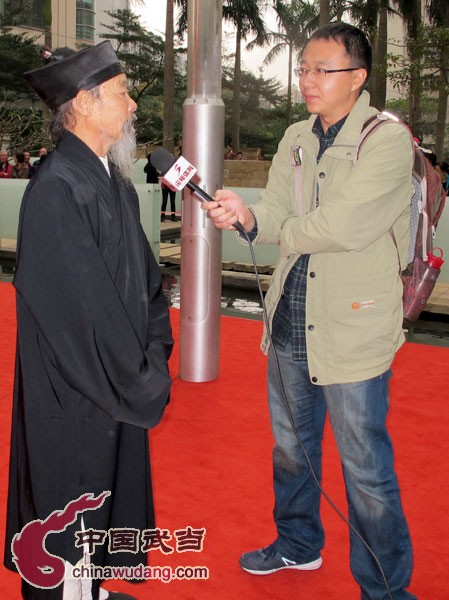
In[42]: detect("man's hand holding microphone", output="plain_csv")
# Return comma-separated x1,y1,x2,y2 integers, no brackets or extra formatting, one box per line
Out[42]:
149,148,255,235
200,190,255,233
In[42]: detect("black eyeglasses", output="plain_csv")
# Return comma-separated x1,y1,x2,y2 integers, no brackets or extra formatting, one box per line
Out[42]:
294,67,362,79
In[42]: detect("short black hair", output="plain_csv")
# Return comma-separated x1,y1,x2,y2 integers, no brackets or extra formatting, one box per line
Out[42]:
308,22,372,83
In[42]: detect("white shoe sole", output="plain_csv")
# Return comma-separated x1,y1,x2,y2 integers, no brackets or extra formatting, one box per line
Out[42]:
240,556,323,575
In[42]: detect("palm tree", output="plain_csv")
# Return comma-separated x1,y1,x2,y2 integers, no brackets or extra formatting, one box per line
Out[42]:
223,0,267,152
262,0,318,128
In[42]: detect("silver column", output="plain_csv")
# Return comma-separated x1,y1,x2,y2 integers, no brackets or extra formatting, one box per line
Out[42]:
179,0,224,382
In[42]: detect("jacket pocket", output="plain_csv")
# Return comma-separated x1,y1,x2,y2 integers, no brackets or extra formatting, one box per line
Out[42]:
327,273,401,366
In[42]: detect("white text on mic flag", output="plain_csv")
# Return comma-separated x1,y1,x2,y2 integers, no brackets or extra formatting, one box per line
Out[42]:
161,157,197,191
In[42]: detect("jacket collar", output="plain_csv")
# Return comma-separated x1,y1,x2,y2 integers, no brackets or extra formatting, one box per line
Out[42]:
302,90,373,143
298,91,377,162
334,90,374,146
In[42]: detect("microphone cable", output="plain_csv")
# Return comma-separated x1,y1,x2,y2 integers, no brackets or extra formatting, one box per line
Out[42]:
237,226,394,600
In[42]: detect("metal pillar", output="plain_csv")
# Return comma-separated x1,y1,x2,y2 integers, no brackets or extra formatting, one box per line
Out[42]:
179,0,224,382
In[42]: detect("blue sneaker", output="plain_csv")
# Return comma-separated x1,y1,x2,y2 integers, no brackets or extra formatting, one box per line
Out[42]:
239,544,323,575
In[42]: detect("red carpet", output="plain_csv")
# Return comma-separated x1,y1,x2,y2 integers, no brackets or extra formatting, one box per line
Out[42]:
1,280,448,599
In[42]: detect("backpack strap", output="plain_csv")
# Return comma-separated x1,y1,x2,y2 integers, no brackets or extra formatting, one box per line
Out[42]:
354,112,393,166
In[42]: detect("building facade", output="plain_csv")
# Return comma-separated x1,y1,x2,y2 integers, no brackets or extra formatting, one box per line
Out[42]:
0,0,128,50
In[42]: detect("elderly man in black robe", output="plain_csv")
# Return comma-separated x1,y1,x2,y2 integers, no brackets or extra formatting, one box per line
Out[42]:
4,42,173,600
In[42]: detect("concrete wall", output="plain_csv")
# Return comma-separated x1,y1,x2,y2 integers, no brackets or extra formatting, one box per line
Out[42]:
224,159,271,189
133,157,272,190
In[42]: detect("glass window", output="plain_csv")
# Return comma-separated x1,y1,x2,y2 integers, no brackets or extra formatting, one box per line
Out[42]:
76,0,95,41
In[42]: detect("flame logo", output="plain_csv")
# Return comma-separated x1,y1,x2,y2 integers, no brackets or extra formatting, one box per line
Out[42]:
11,491,110,589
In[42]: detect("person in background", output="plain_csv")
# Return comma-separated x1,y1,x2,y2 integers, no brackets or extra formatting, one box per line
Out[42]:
175,135,182,158
161,181,177,222
23,151,36,177
4,40,173,600
224,144,235,160
203,22,416,600
33,146,48,169
144,151,177,222
425,150,437,167
236,151,244,160
0,149,13,178
257,151,265,161
442,161,449,194
144,152,159,184
435,161,448,194
11,150,30,179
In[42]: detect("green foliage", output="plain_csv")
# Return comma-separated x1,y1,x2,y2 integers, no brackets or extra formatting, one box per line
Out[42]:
385,96,442,139
387,24,449,94
0,27,47,151
134,70,186,147
0,0,45,29
290,102,313,123
100,9,166,103
99,8,186,146
0,97,49,152
0,27,42,96
222,67,288,155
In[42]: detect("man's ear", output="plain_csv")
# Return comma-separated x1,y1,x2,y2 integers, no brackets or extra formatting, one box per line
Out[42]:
352,68,368,93
72,89,95,116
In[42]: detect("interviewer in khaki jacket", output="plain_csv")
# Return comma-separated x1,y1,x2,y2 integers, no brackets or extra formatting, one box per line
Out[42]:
203,22,416,600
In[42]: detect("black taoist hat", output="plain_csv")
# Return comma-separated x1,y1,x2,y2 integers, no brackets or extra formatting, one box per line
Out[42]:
23,41,124,112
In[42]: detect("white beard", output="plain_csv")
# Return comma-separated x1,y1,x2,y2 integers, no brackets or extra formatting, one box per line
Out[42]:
108,114,137,178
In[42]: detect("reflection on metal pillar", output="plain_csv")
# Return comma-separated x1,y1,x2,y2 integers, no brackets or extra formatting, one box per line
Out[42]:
179,0,224,382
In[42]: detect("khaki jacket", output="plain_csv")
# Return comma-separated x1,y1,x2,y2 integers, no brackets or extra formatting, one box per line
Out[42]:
250,92,414,384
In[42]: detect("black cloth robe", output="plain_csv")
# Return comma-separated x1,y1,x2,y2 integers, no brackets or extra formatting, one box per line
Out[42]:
4,131,173,599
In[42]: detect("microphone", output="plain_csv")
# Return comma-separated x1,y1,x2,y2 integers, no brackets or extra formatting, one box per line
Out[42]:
150,148,246,234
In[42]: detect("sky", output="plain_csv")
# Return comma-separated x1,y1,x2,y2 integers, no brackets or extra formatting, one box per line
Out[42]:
135,0,291,87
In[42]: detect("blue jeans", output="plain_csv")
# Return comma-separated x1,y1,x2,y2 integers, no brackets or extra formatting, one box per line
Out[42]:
267,343,416,600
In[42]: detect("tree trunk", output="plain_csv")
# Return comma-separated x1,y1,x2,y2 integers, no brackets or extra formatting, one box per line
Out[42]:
163,0,175,154
435,45,449,160
370,4,388,110
407,0,423,136
286,41,293,128
231,25,242,152
319,0,330,26
44,0,52,49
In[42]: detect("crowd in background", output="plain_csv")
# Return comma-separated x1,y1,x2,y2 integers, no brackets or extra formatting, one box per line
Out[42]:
224,144,266,161
2,143,447,194
435,161,449,194
0,147,48,179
